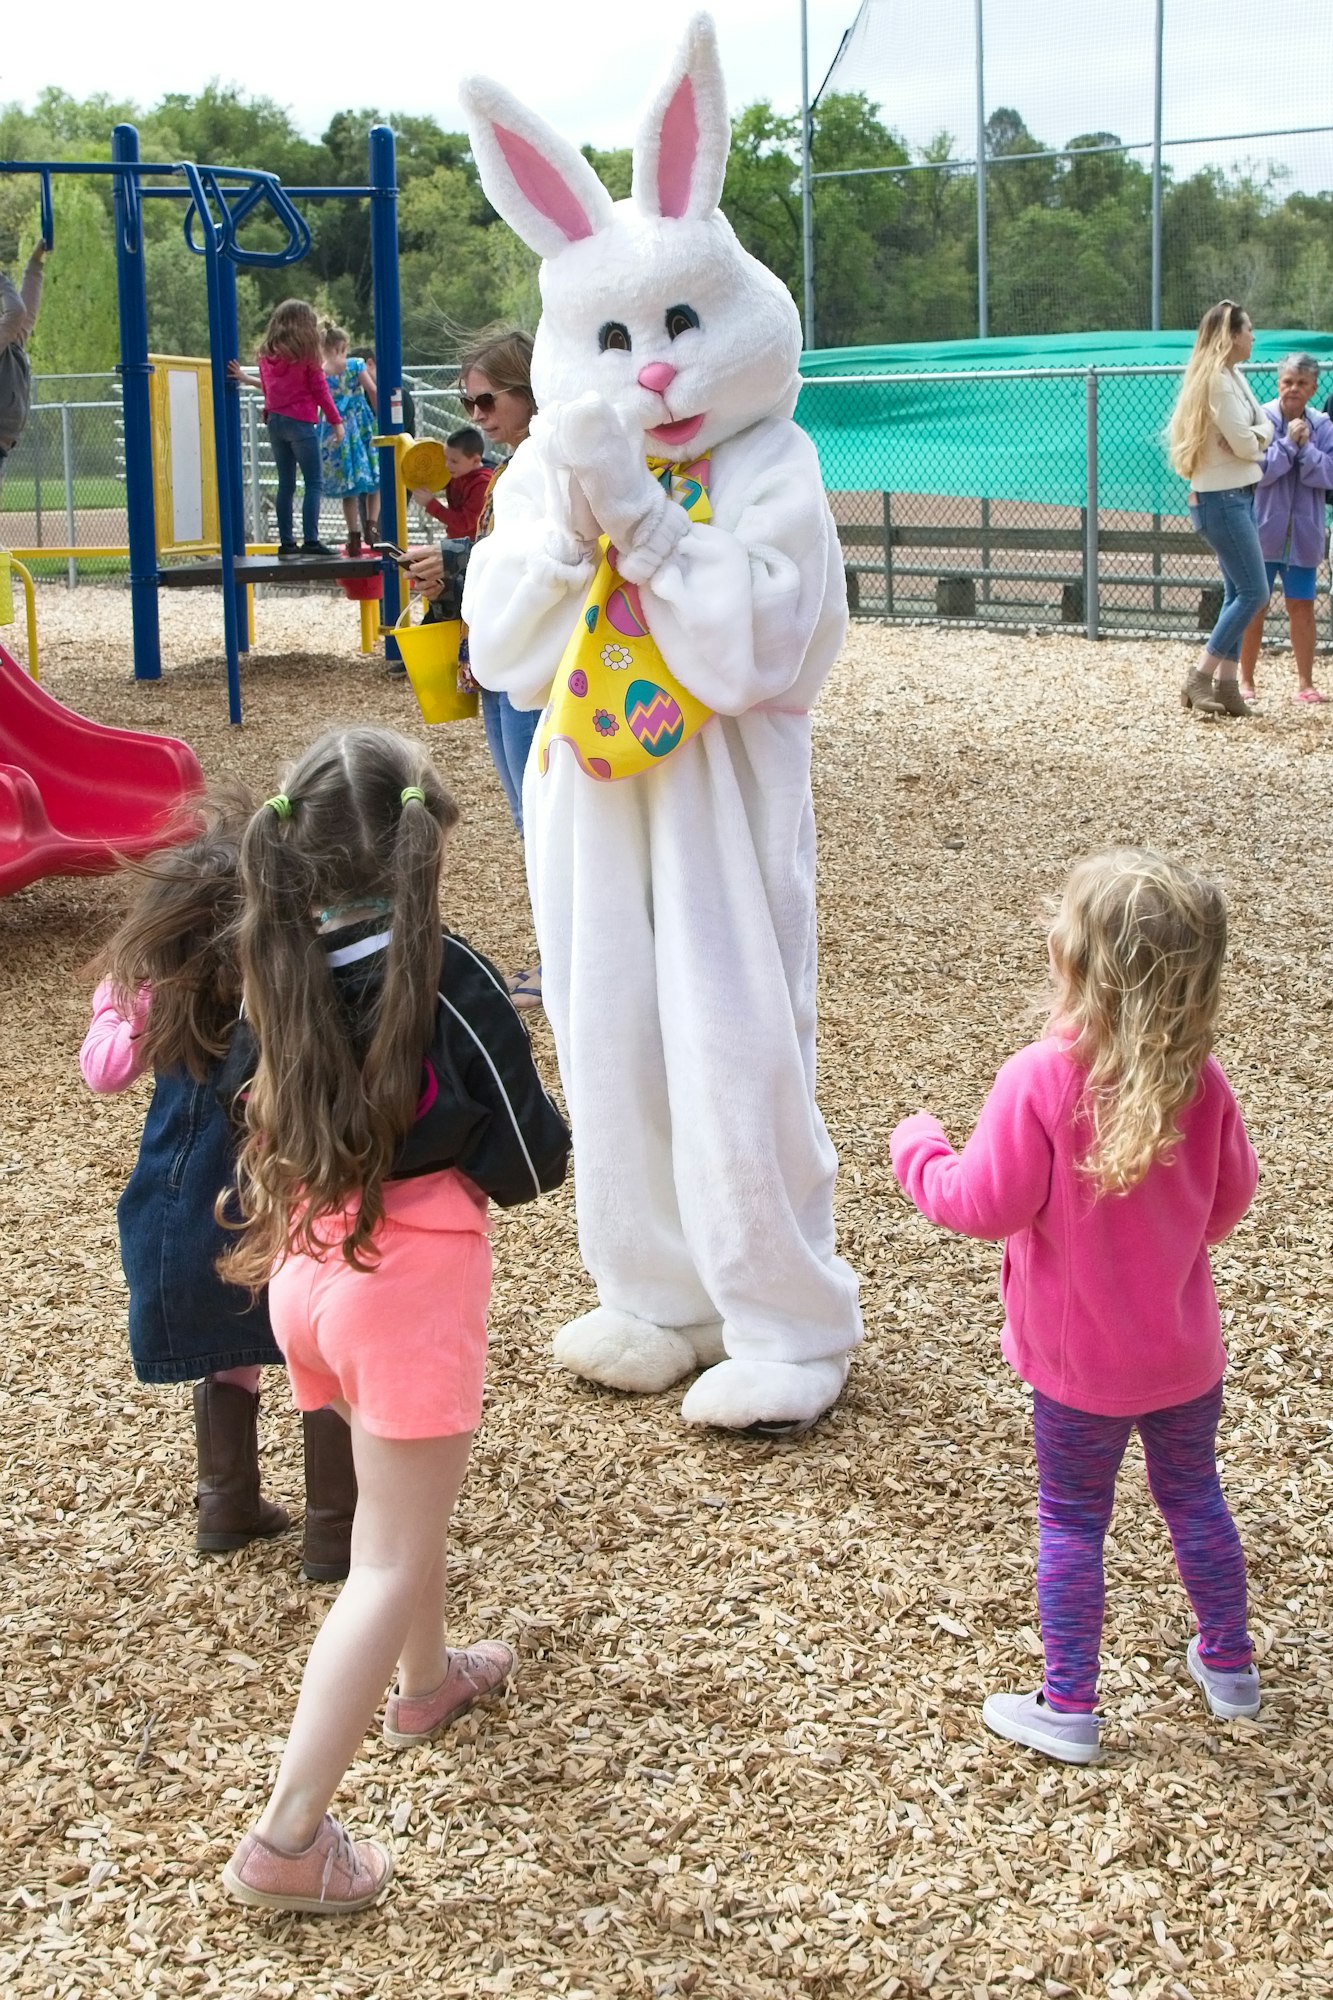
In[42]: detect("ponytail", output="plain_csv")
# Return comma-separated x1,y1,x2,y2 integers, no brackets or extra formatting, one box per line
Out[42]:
219,731,458,1288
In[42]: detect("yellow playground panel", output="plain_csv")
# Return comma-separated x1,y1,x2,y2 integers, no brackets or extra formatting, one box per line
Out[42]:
148,355,221,560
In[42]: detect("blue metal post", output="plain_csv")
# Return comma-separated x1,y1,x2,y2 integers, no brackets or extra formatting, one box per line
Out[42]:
217,253,249,656
369,125,404,656
192,184,244,724
111,125,161,682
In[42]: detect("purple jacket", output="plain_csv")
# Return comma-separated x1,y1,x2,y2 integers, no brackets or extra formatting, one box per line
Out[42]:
1253,399,1333,568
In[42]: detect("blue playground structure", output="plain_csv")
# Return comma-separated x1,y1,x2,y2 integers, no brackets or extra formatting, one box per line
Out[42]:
0,126,406,724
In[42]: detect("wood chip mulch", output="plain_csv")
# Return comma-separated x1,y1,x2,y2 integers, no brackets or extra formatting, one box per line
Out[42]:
2,589,1330,1999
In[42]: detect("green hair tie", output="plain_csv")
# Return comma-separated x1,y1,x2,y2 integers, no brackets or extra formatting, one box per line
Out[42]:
400,786,426,807
265,793,293,820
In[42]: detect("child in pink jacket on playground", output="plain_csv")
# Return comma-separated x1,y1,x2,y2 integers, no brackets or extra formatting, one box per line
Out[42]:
891,849,1259,1765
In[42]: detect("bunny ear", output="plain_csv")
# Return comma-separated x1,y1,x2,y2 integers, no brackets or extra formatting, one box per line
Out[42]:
631,12,730,221
459,75,614,260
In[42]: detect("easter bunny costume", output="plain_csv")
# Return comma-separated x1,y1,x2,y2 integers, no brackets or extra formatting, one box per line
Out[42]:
460,14,862,1429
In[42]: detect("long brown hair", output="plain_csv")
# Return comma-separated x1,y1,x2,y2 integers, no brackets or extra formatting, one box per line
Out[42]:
91,790,251,1082
258,298,322,364
1048,849,1228,1195
220,728,460,1287
1167,300,1250,479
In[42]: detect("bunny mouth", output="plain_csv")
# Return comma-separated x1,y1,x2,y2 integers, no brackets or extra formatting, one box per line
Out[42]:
647,414,707,448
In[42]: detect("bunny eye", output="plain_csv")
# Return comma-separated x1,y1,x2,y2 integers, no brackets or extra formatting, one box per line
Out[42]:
599,322,633,353
665,304,700,340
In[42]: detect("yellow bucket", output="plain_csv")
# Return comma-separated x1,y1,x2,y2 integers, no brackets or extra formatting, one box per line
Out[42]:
394,603,479,725
400,437,448,493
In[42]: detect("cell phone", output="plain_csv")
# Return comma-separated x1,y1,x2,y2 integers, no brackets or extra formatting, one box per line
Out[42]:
371,542,411,565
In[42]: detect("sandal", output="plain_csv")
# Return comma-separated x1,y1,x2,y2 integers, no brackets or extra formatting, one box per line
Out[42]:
508,964,543,1011
1293,687,1329,704
1238,682,1258,704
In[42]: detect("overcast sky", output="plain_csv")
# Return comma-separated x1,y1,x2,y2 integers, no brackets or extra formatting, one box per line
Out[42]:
3,0,1327,189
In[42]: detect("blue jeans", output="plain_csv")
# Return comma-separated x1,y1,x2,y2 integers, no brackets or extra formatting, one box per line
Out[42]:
1188,486,1269,662
267,413,322,545
481,687,541,834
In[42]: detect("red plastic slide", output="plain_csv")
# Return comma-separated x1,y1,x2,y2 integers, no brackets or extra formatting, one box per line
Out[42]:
0,644,204,897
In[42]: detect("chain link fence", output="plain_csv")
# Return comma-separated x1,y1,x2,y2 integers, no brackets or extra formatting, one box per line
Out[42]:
7,363,1330,645
804,360,1333,641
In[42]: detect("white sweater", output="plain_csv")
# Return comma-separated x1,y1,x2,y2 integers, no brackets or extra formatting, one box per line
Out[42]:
1189,368,1274,492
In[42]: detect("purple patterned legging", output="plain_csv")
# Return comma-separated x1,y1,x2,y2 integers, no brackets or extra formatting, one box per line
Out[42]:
1033,1380,1252,1712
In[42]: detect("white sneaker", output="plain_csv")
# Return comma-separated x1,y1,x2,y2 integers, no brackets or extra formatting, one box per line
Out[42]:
982,1688,1101,1764
1187,1635,1261,1719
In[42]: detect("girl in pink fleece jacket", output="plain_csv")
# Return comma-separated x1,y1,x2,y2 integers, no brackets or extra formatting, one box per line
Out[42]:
891,849,1259,1765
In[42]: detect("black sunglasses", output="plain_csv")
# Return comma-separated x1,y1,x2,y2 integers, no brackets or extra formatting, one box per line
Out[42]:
458,389,503,416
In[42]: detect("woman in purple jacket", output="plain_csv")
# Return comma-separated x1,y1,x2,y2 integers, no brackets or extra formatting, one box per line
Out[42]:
1239,353,1333,704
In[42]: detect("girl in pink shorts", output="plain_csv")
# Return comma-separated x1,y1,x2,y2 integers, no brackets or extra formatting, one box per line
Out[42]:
217,726,569,1916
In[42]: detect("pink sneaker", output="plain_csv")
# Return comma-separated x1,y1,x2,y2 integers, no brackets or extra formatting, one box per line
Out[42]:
222,1813,392,1915
383,1642,515,1747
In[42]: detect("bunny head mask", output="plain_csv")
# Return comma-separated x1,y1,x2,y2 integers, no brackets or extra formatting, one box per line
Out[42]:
459,14,803,462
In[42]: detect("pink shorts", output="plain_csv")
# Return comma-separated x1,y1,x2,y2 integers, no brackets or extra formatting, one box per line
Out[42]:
268,1170,491,1439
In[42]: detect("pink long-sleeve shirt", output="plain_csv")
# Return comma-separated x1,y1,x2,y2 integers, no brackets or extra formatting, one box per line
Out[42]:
80,979,151,1094
258,354,341,427
890,1037,1258,1417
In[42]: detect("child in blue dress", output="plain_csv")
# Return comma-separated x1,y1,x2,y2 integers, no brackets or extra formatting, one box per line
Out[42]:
80,793,357,1579
319,321,379,553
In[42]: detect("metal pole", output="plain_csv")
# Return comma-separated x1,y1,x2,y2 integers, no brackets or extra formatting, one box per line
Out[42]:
369,125,405,653
1151,0,1164,329
194,193,244,725
1085,369,1100,641
32,381,43,545
800,0,815,349
217,253,249,660
975,0,988,338
111,124,161,681
61,403,76,589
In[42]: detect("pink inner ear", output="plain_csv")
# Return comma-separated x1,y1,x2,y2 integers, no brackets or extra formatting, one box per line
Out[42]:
657,75,699,218
495,123,594,242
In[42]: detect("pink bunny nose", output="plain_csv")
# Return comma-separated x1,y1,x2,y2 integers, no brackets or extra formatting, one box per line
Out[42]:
637,362,677,395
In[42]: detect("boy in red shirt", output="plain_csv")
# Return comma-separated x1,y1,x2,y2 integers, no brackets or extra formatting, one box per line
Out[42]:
412,426,493,541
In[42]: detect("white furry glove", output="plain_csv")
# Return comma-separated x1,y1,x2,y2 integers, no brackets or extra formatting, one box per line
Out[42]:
533,394,688,585
523,425,599,592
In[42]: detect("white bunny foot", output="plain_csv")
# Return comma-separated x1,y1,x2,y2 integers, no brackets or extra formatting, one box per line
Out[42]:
553,1306,704,1393
679,1355,849,1432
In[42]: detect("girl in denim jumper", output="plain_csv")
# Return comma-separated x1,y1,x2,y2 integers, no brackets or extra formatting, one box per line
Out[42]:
80,794,355,1579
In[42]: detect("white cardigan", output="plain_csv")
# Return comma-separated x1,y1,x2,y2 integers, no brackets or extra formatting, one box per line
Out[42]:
1190,367,1274,492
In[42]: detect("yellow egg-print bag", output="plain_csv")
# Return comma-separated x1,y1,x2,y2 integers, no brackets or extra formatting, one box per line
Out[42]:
537,456,712,782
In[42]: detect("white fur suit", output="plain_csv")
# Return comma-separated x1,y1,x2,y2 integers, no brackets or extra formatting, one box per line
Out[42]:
460,15,862,1429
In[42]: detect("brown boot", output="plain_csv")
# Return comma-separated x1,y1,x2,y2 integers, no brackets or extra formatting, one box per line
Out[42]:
193,1380,291,1553
302,1408,357,1582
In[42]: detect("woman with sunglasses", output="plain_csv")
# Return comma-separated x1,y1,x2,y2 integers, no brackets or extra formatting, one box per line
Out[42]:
406,328,543,1007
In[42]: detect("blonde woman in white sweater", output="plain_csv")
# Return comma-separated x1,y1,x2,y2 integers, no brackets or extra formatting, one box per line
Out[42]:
1168,302,1273,718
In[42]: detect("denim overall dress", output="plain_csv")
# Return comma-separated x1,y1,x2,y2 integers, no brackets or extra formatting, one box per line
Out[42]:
116,1063,281,1383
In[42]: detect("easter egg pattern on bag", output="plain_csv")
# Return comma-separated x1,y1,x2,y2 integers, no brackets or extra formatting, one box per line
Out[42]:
605,579,651,639
625,678,685,758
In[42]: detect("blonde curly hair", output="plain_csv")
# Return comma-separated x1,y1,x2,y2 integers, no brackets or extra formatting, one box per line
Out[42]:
1047,849,1228,1196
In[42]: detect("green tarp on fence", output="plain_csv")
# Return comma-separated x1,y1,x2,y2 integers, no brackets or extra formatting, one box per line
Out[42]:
796,330,1333,515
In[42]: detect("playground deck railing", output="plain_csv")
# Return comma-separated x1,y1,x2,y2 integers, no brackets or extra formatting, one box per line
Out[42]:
7,362,1331,645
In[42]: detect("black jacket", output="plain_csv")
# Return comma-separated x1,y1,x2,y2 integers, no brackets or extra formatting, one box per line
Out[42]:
220,924,569,1208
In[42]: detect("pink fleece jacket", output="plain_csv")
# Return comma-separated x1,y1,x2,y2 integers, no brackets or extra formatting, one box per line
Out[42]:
890,1038,1258,1417
258,355,341,427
